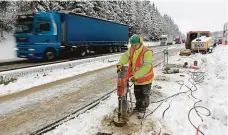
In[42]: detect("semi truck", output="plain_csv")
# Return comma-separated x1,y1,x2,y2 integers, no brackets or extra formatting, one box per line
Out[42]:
159,35,168,46
14,11,129,60
167,35,174,45
159,35,174,45
174,37,182,44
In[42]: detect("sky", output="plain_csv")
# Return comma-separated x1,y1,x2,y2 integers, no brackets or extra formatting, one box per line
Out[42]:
151,0,228,33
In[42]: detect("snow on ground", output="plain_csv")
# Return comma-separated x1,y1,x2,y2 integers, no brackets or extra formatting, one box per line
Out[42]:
144,41,160,47
0,32,24,62
45,45,227,135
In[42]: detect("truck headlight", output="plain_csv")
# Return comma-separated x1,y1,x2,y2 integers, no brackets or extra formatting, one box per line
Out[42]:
28,48,35,51
13,48,19,51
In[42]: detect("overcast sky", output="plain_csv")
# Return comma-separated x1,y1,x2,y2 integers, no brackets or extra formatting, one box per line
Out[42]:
151,0,228,33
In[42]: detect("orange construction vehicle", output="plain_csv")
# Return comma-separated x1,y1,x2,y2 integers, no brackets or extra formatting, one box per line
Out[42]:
185,31,211,49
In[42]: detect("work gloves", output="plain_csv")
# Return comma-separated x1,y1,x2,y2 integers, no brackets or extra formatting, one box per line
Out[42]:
129,76,136,82
117,65,122,72
116,65,135,82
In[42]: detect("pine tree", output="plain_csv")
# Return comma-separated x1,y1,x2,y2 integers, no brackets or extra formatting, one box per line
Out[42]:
1,0,181,42
0,1,11,38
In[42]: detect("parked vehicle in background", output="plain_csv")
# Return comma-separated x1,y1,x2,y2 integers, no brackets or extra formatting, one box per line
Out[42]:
185,31,211,49
217,39,222,45
14,11,128,61
213,38,217,47
222,22,228,45
160,35,168,46
174,37,182,44
191,36,213,53
167,35,174,45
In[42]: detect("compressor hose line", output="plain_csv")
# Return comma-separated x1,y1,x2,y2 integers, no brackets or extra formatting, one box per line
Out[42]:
187,70,211,135
140,69,211,135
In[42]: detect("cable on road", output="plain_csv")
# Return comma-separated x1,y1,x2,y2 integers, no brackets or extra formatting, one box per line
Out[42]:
140,68,211,135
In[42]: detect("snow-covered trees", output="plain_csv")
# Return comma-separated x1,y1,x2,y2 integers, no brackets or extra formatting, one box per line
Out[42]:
0,0,181,41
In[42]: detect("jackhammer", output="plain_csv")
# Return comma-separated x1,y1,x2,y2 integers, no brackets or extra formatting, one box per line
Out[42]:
113,66,134,127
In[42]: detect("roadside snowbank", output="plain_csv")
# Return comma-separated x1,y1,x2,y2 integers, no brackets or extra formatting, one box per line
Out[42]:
45,45,227,135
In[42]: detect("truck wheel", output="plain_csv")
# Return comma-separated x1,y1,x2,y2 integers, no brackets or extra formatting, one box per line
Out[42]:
78,48,86,57
108,47,113,53
45,49,55,61
79,51,86,56
118,46,122,52
114,46,118,52
209,49,212,53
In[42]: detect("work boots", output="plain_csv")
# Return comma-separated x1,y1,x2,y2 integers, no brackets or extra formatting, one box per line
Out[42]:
137,112,145,119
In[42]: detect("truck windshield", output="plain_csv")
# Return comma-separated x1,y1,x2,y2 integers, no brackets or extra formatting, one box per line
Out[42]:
15,24,32,33
15,15,34,33
35,23,51,32
160,38,167,41
200,33,210,37
190,33,197,41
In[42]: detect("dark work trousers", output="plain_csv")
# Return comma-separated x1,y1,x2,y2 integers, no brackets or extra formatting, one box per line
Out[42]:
134,83,152,113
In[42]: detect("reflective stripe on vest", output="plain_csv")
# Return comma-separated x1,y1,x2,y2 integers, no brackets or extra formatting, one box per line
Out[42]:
127,48,135,79
136,65,154,83
128,46,154,83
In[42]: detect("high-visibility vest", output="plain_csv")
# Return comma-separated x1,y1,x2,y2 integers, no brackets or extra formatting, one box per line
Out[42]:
128,46,154,83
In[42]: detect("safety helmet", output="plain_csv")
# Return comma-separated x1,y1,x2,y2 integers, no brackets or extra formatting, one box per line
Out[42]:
130,34,143,46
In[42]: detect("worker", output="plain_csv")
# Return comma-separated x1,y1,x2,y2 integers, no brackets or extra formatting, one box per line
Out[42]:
116,34,154,119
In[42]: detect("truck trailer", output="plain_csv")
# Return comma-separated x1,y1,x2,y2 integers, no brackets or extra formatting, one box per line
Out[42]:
14,11,129,60
167,35,174,45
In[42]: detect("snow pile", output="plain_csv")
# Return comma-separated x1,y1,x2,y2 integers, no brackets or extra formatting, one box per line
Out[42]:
44,45,227,135
150,45,228,135
200,45,228,134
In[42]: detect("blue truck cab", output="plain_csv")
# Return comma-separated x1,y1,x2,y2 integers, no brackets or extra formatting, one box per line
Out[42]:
14,11,128,60
15,12,61,60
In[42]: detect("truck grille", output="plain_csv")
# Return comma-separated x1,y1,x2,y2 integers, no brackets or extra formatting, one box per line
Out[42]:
19,48,28,51
16,37,28,42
